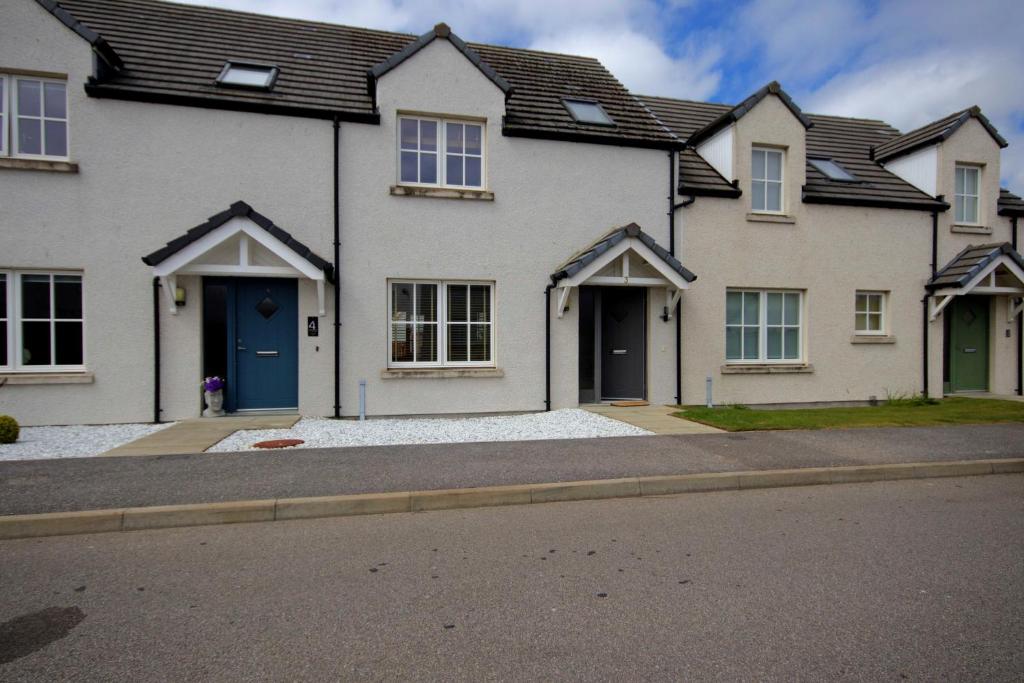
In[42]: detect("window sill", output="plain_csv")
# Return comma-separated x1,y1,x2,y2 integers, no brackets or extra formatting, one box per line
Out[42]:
390,185,494,201
381,367,504,379
746,212,795,224
720,364,813,375
950,224,991,235
0,371,94,385
0,158,79,173
851,335,896,344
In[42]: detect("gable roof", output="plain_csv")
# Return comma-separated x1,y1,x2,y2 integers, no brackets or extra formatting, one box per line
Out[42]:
998,188,1024,217
551,223,696,284
873,106,1008,163
927,242,1024,290
686,81,812,148
142,200,334,282
35,0,123,69
49,0,678,148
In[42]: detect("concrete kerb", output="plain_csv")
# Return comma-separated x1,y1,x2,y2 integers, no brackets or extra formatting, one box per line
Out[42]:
1,458,1021,540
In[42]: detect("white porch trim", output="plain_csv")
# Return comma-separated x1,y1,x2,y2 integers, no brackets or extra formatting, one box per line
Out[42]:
928,252,1024,322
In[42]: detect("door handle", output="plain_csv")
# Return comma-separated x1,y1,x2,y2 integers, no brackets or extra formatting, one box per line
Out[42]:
963,348,977,353
256,350,279,357
612,349,628,355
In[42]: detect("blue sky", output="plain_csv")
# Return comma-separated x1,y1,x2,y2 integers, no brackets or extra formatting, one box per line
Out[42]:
180,0,1024,188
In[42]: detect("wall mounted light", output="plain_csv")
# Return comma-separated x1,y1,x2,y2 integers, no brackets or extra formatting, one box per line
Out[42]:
175,287,187,307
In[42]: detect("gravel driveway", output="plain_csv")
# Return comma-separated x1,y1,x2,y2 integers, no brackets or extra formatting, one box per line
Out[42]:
0,423,175,461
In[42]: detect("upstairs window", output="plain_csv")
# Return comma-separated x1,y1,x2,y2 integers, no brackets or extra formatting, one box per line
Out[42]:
216,62,279,90
2,75,68,159
809,157,858,182
399,116,484,189
751,147,783,213
563,99,614,126
955,165,980,224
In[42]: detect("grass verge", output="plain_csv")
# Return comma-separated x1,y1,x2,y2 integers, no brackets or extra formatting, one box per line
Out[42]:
674,397,1024,432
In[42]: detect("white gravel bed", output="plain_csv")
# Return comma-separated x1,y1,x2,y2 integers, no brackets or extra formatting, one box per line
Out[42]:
0,422,175,461
208,409,651,452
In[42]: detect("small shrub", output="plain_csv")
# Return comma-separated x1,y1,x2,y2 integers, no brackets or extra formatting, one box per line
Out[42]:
0,415,19,444
885,390,939,407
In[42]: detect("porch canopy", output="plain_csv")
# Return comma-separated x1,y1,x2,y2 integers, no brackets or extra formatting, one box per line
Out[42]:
550,222,696,318
142,201,335,315
927,242,1024,322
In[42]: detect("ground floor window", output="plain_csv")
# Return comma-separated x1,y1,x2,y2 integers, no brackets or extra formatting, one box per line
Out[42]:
0,270,84,370
854,291,886,335
726,289,802,362
389,280,493,367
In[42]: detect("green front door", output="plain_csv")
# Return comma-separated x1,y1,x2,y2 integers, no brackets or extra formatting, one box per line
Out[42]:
949,297,989,392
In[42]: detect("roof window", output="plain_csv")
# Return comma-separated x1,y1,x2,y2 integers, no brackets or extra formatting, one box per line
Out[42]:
563,99,615,126
809,157,859,182
215,62,279,90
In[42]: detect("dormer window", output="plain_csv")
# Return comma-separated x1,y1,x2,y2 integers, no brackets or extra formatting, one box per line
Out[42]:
215,62,279,90
954,165,980,224
809,157,858,182
562,99,614,126
398,115,484,189
751,147,783,213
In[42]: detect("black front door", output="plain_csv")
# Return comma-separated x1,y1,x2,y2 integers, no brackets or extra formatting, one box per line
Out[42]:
601,288,646,400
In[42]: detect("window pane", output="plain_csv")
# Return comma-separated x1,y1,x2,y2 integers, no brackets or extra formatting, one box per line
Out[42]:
55,321,83,365
420,153,437,183
955,166,965,195
855,293,867,313
22,321,51,365
751,180,765,211
414,323,436,362
44,82,66,119
0,321,6,366
420,121,437,152
446,154,463,186
964,196,978,223
766,182,782,212
399,119,418,150
743,292,759,325
742,327,759,360
855,313,868,331
44,120,67,157
416,284,437,322
766,293,782,325
783,328,799,359
965,168,978,194
867,294,881,313
17,80,41,117
465,156,482,187
725,327,741,360
955,198,965,223
783,293,799,324
21,274,50,318
867,313,881,332
392,283,413,321
446,122,463,153
726,292,742,325
766,151,782,181
766,327,782,359
752,149,765,180
470,324,490,362
447,285,467,322
470,285,490,322
391,324,413,362
447,324,467,362
465,125,482,155
18,117,41,155
400,151,418,183
54,275,82,319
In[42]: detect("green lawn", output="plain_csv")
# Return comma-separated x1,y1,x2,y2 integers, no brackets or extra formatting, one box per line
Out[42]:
674,397,1024,432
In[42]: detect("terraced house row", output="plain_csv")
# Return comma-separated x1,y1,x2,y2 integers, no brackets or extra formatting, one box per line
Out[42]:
2,0,1023,425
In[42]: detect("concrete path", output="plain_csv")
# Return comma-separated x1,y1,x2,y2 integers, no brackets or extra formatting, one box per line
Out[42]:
2,476,1021,680
101,415,300,457
583,403,722,434
2,423,1022,516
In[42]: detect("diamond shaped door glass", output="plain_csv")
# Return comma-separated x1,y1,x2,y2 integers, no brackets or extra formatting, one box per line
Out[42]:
255,295,279,320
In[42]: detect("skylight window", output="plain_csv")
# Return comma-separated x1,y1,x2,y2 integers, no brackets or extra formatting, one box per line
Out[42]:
808,157,858,182
563,99,615,126
215,62,279,90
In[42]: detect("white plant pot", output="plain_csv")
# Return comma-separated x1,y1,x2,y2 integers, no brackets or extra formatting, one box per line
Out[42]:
204,389,225,417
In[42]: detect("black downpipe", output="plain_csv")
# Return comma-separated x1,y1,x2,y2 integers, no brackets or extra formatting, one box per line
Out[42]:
152,277,161,424
923,209,939,397
667,150,695,406
1014,217,1021,396
333,116,341,419
544,283,553,411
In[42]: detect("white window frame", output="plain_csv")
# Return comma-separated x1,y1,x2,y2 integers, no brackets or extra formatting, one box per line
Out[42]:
10,75,69,161
954,164,981,225
0,74,8,157
388,279,495,368
854,291,886,336
725,289,803,364
751,146,784,214
397,115,486,190
1,270,86,372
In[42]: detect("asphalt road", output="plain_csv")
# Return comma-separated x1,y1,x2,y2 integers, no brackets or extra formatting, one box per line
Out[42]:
2,474,1022,681
2,423,1024,514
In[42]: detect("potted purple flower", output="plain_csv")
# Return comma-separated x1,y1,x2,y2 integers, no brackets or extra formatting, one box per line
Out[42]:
202,376,226,417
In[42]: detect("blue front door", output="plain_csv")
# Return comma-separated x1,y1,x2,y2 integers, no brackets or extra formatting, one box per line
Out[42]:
232,278,298,410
